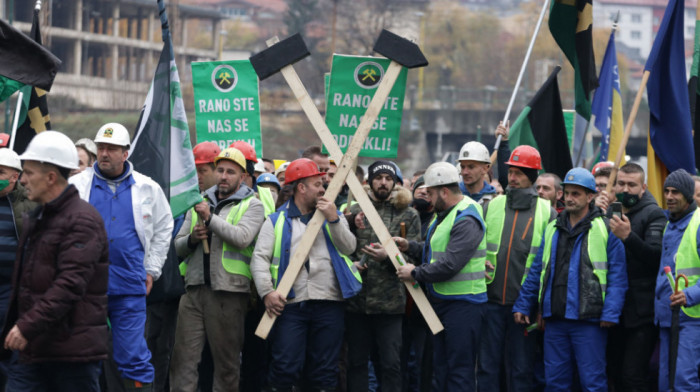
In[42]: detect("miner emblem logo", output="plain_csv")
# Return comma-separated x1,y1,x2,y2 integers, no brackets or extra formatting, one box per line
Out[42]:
104,128,114,138
211,64,238,93
354,62,384,89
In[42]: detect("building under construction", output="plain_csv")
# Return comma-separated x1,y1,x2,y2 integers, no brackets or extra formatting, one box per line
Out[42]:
1,0,224,109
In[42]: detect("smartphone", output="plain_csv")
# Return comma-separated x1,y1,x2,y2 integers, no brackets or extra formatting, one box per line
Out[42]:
610,202,622,220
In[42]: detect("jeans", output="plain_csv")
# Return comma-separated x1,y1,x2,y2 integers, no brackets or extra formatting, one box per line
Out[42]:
268,301,345,390
6,358,101,392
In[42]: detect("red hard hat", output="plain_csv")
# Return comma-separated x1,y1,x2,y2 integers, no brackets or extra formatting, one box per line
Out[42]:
506,145,542,170
591,161,614,175
193,142,221,165
0,133,10,148
285,158,323,185
229,141,258,163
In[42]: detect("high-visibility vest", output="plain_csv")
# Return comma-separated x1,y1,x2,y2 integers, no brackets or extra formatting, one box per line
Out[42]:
258,186,275,216
674,208,700,318
538,217,609,304
485,195,551,285
179,195,254,278
270,210,362,298
339,200,357,213
426,196,487,298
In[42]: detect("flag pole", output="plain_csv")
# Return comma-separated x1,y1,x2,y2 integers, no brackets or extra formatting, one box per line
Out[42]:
9,91,23,151
491,0,550,163
605,70,650,195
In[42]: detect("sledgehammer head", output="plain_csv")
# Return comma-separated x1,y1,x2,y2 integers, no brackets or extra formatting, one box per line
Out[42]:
249,34,310,80
373,29,428,69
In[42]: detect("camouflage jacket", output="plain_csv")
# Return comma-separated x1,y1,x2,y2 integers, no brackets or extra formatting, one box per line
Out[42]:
347,185,421,314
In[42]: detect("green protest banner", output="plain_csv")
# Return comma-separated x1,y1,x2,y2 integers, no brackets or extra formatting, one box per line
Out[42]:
325,55,407,158
192,60,263,156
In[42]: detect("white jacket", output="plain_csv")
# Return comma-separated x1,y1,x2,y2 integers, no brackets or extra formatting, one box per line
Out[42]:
69,164,174,280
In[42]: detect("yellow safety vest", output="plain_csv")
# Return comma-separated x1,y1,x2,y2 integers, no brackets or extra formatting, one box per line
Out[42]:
675,208,700,318
258,187,275,216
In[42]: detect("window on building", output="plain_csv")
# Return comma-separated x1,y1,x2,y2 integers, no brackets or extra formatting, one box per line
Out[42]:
631,31,641,40
631,14,641,23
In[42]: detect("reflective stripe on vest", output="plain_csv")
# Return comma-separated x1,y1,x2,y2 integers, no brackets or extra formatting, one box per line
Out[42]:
484,195,551,285
539,217,609,303
675,209,700,318
180,196,255,278
270,211,361,289
258,187,275,216
429,196,486,296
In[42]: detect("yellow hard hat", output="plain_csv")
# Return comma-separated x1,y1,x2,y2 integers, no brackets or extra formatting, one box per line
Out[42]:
214,147,246,170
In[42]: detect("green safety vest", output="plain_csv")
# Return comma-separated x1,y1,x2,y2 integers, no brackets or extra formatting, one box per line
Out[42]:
258,187,276,216
428,196,487,296
179,196,255,278
339,200,357,213
270,210,362,288
539,217,608,304
674,208,700,318
485,195,551,285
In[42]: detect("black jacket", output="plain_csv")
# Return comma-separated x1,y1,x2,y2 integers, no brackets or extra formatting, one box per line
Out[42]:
615,191,666,328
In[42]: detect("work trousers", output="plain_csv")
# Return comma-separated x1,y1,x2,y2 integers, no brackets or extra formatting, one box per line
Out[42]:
6,358,100,392
543,319,608,392
110,295,154,383
431,300,484,392
169,286,248,392
606,323,657,392
477,302,537,392
346,312,402,392
658,323,700,392
267,300,345,390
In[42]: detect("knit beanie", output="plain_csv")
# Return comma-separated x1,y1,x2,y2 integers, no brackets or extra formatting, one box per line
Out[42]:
368,160,398,184
413,175,425,193
664,169,695,203
508,166,539,185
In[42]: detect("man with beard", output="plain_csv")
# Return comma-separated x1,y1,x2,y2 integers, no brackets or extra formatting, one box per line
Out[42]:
513,167,627,392
600,163,666,391
251,158,360,392
169,148,265,391
655,169,700,392
70,123,174,391
478,146,556,392
396,162,486,392
345,161,421,392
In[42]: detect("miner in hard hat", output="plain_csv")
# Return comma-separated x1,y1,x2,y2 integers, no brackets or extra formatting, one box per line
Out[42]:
3,131,109,390
70,122,174,391
394,161,486,391
193,141,221,192
251,158,360,391
73,138,98,176
477,144,557,391
170,147,264,391
513,167,627,391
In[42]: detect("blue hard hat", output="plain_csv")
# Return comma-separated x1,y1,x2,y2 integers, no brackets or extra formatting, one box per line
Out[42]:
256,173,281,190
561,167,597,193
389,162,404,185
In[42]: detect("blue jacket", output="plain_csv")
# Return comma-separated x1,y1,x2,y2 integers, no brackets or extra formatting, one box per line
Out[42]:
269,200,362,299
655,206,700,327
514,208,628,324
460,180,496,203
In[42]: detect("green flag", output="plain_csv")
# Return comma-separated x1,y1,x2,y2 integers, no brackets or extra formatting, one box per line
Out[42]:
549,0,598,120
509,66,572,180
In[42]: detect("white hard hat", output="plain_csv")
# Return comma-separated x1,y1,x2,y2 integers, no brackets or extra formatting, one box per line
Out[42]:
254,159,266,173
19,130,79,170
421,162,461,188
458,141,490,163
95,123,131,147
75,138,98,156
0,148,22,171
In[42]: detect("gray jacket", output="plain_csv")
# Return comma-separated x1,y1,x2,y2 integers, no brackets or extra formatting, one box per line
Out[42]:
175,184,264,293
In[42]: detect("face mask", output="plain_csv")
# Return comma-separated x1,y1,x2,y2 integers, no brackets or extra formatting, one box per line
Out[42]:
616,192,640,208
0,180,9,193
413,198,432,212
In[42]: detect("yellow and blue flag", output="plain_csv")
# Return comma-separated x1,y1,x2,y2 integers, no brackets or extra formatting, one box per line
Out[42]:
645,0,695,205
591,29,624,164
